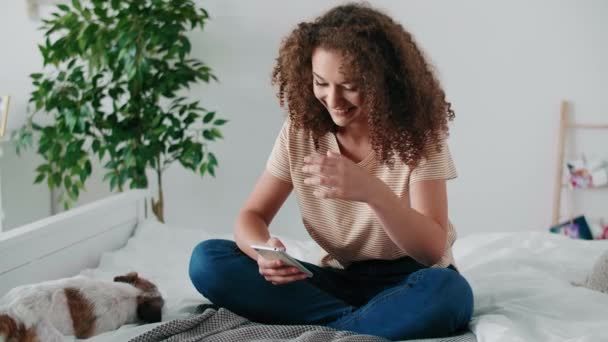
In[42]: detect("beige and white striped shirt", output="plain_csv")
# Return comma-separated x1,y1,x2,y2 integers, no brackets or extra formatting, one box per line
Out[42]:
267,119,458,269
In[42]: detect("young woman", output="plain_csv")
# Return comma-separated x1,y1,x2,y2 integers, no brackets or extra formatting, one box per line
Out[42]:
189,3,473,340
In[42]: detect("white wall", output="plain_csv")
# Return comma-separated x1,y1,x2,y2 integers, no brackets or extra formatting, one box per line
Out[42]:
0,1,51,230
1,0,607,238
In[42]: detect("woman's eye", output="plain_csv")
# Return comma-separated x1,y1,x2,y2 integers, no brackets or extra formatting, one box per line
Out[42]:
314,80,327,86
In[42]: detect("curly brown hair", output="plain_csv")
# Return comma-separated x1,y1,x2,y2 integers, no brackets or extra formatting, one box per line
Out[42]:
271,2,454,168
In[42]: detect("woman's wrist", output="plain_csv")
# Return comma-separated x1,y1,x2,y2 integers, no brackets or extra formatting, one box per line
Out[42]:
365,177,393,208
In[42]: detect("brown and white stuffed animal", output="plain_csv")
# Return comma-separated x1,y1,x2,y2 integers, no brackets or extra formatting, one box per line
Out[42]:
0,272,163,342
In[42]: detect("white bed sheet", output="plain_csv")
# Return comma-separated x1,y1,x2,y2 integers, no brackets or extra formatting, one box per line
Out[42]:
454,232,608,342
74,220,608,342
78,219,324,341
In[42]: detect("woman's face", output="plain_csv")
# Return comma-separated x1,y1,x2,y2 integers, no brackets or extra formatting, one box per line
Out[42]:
312,47,365,128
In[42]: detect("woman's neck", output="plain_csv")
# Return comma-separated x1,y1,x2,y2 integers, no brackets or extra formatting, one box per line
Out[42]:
335,120,372,162
337,119,370,146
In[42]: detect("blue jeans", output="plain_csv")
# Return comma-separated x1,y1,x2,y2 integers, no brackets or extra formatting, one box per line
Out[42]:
189,239,473,341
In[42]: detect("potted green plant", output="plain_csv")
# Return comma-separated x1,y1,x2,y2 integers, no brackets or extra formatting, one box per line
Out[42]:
14,0,227,222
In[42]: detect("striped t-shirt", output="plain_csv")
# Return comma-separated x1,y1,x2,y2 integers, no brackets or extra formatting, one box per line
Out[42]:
266,119,458,269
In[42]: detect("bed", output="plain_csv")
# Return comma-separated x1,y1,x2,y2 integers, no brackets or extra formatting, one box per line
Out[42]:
1,190,607,341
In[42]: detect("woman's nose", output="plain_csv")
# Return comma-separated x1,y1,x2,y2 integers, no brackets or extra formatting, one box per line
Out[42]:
326,88,344,108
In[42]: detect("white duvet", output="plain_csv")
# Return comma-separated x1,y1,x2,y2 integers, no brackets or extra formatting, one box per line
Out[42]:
76,220,608,342
455,232,608,341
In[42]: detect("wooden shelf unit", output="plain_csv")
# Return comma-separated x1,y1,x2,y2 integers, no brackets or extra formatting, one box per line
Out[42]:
552,100,608,225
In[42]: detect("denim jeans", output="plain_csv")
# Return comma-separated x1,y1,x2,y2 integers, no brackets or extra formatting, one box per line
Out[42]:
189,239,473,341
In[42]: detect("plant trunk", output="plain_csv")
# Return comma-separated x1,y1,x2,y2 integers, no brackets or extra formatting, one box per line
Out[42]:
151,161,164,223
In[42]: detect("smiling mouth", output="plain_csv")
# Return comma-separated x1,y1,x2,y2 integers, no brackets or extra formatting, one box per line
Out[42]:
333,107,355,115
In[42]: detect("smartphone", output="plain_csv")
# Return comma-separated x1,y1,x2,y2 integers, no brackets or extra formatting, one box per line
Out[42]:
251,245,314,278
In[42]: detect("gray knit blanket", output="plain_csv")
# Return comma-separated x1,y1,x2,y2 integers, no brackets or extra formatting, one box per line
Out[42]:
129,308,476,342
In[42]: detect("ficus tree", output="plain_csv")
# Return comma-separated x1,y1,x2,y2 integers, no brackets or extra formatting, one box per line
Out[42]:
14,0,227,222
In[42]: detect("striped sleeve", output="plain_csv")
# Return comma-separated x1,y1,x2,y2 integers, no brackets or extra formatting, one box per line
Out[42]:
409,140,457,184
265,119,292,183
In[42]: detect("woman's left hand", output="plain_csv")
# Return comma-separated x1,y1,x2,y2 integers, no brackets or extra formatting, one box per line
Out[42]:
302,150,379,202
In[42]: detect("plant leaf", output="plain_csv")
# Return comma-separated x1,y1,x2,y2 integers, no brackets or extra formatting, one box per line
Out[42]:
34,174,46,184
203,111,215,124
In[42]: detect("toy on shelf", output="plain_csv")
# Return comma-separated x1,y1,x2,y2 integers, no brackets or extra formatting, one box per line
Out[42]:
567,156,608,189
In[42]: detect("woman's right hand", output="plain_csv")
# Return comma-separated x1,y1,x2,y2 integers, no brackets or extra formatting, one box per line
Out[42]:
257,237,308,285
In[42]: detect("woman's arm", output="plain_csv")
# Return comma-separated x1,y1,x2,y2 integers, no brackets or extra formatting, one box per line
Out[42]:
366,178,448,266
302,151,449,266
234,170,293,261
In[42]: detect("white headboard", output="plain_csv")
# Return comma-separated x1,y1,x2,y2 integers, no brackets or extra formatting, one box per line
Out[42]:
0,190,148,296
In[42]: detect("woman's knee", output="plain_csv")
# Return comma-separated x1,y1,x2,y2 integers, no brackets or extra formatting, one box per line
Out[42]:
448,271,474,327
402,268,473,334
188,239,239,296
421,268,474,329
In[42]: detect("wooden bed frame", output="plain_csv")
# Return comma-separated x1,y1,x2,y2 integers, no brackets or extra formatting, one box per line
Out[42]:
0,190,149,296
